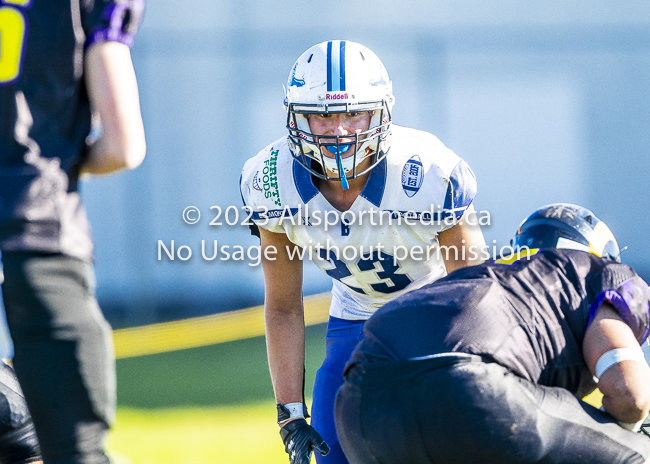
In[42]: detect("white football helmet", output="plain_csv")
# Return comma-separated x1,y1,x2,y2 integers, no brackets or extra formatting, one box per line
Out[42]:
285,40,394,189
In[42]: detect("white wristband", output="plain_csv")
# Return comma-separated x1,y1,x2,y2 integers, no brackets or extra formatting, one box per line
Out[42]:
595,348,647,380
283,402,305,420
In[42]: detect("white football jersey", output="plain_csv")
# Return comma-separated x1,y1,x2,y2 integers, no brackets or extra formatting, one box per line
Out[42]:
240,125,477,320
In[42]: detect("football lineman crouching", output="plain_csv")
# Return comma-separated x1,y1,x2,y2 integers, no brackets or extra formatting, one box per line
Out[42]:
334,203,650,464
240,41,486,464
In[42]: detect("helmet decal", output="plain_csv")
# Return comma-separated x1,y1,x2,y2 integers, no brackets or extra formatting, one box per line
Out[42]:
289,62,305,87
556,237,589,252
588,221,618,259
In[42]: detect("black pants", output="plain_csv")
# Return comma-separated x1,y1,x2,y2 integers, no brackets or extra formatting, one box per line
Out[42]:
335,355,650,464
1,252,114,464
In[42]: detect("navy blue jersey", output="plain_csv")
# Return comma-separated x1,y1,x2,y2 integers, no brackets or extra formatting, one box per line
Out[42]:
0,0,143,260
349,249,650,396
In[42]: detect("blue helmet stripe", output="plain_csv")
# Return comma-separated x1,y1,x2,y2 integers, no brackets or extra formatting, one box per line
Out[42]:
339,40,346,91
327,41,333,91
327,40,344,92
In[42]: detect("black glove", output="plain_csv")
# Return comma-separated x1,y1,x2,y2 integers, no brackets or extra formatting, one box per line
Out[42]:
280,419,330,464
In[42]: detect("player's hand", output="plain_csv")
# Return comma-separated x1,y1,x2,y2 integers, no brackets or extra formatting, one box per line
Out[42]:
279,418,330,464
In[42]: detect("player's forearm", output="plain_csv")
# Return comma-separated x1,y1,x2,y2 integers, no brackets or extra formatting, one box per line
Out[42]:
449,230,486,271
82,42,146,175
438,208,487,273
583,303,650,424
599,362,650,424
82,133,146,175
265,308,306,405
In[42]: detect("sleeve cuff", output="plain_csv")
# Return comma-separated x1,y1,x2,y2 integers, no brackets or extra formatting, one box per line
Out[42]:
85,29,135,49
588,281,650,344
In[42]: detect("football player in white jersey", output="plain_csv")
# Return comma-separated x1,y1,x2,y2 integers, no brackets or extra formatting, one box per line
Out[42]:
240,40,487,464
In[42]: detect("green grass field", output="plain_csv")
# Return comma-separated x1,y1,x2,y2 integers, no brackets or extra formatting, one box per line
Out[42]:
106,317,607,463
108,324,327,463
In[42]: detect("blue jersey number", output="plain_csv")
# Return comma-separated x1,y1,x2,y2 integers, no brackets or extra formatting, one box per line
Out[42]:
318,249,413,295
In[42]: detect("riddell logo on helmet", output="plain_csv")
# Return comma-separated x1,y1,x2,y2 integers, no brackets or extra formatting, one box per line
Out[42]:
326,93,349,100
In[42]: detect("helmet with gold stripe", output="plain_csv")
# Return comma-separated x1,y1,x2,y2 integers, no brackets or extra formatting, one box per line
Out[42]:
514,203,620,261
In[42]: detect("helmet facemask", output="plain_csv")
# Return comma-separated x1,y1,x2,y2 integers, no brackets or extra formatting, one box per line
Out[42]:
287,101,391,189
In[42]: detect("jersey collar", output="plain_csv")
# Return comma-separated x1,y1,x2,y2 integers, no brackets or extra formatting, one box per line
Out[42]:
292,157,387,207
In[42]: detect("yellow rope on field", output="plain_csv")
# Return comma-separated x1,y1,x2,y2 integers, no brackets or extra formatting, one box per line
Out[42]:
112,292,331,359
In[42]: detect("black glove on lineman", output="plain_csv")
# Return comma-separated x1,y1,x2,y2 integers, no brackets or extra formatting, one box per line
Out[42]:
280,419,330,464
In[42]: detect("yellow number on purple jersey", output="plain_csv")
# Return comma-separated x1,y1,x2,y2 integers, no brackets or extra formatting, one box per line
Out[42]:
0,0,32,84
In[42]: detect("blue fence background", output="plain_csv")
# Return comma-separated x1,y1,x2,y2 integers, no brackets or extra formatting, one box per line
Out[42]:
67,1,650,327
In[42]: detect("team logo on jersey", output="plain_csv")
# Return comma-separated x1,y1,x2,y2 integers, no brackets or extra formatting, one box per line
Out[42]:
401,155,424,197
263,150,281,206
252,171,263,191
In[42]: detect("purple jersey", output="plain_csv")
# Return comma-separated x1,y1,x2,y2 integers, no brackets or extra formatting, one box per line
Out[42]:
350,249,650,397
0,0,144,260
